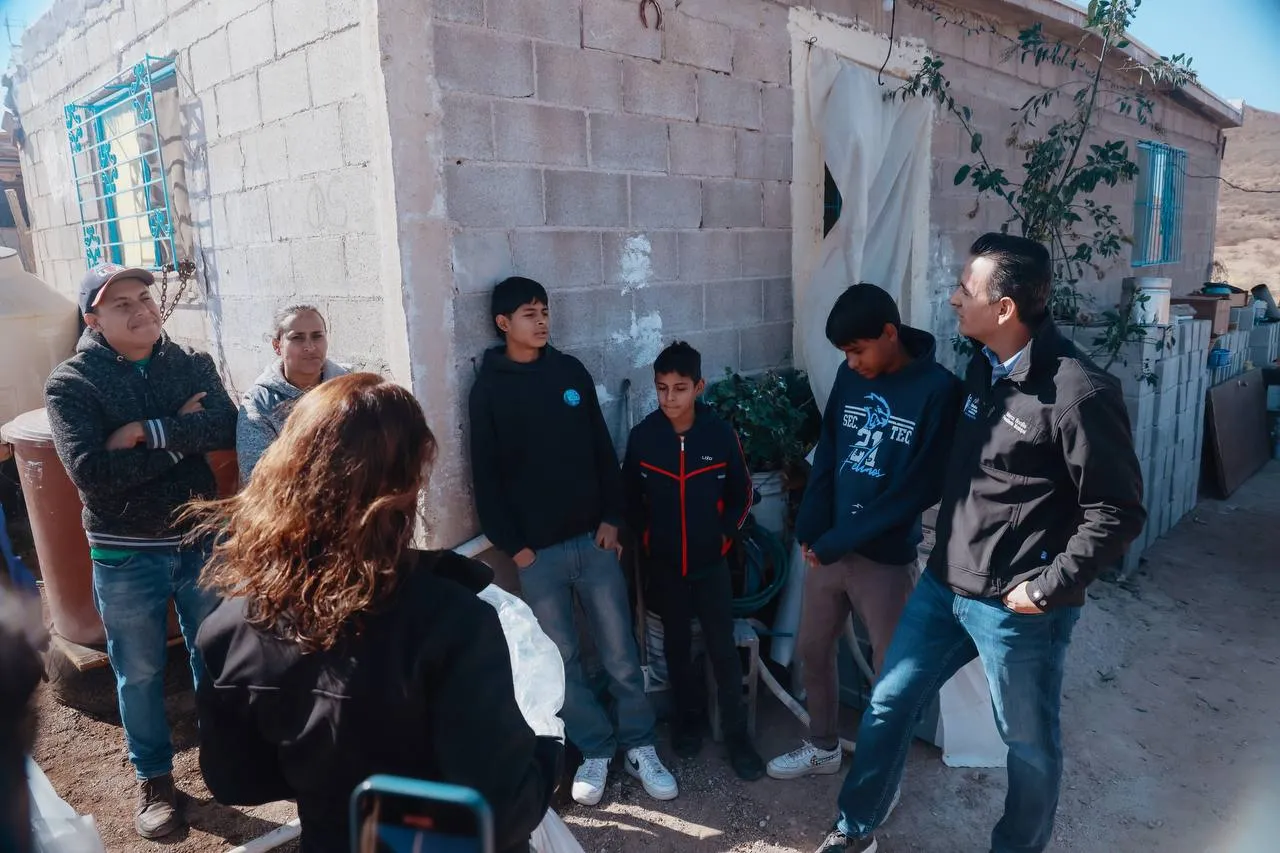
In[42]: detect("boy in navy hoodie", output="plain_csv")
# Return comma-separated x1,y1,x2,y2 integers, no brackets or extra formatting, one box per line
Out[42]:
469,277,677,807
767,284,961,781
623,342,766,781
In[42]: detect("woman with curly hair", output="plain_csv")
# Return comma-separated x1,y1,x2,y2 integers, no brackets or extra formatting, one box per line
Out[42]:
190,373,561,853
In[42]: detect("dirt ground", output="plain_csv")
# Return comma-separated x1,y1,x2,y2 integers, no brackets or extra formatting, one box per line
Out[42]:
30,462,1280,853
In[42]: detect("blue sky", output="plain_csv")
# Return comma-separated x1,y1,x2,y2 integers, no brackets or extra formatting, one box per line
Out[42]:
0,0,1277,111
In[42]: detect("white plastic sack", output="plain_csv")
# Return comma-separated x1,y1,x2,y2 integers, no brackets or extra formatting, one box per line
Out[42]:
928,659,1007,768
27,758,106,853
478,584,566,742
529,809,584,853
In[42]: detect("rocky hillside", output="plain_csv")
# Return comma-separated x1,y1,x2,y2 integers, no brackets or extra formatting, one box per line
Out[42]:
1214,105,1280,295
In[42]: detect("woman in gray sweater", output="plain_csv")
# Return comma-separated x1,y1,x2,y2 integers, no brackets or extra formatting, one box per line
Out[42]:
236,305,348,483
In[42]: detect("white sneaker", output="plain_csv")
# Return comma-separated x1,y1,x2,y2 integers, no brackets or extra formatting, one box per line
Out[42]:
624,746,679,801
571,757,610,806
766,741,843,780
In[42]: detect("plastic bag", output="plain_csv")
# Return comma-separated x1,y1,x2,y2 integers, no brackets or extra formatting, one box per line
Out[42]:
27,759,107,853
529,809,585,853
477,584,566,742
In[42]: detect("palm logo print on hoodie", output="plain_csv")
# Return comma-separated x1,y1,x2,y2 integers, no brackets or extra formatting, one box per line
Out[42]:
839,392,918,479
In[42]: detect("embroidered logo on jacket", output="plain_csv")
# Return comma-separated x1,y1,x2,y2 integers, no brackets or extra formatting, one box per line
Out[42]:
963,394,980,420
563,389,581,407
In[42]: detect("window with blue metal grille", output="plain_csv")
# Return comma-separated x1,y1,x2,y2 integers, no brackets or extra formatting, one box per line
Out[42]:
1132,140,1186,267
65,56,180,271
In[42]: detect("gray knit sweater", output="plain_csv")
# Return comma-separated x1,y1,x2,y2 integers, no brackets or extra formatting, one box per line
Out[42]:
235,359,349,483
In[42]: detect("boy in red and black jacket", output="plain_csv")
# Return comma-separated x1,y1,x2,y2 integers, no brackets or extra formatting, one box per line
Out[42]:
622,342,765,781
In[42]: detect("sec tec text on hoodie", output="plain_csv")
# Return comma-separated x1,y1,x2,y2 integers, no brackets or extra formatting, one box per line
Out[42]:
795,326,963,568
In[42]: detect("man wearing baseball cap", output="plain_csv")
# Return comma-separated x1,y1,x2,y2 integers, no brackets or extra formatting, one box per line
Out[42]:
44,263,236,838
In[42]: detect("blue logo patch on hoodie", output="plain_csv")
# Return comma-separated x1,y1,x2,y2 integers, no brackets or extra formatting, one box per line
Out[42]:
563,389,581,407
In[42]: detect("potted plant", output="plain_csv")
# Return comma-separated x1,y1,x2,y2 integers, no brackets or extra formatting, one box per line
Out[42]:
703,369,821,538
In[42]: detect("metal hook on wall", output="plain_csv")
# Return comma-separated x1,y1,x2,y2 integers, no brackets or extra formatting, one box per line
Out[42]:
639,0,664,30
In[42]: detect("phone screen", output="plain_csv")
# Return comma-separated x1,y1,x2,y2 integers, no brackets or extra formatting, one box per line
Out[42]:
354,791,484,853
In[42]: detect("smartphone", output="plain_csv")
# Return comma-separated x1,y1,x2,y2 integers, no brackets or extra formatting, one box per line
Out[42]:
351,776,494,853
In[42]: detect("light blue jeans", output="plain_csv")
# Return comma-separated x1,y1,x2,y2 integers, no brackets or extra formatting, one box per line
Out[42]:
519,533,655,758
836,570,1081,853
91,545,220,780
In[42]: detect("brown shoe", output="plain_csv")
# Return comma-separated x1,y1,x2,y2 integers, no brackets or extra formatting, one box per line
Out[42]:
135,774,183,839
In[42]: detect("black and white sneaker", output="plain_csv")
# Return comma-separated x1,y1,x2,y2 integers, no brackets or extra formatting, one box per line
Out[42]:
813,827,877,853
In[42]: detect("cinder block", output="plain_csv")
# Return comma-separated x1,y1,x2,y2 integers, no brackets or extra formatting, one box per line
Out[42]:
680,328,740,381
1125,392,1157,435
697,72,761,129
451,231,514,295
1137,455,1154,503
207,138,246,196
623,60,697,121
444,164,545,227
670,123,736,177
326,0,362,30
1153,355,1181,396
705,279,763,329
736,131,791,181
545,170,629,228
258,52,312,123
288,237,347,294
284,104,344,177
436,25,534,97
273,0,330,55
763,277,793,323
604,232,679,285
218,188,272,247
666,12,733,72
536,44,623,111
741,230,791,278
190,30,233,93
584,0,663,59
678,230,740,282
511,231,604,289
590,114,668,172
214,74,262,137
486,0,581,45
630,176,701,229
764,181,790,229
741,321,794,370
634,283,705,333
762,85,793,134
732,29,789,84
442,94,494,161
548,286,632,350
702,180,763,228
227,4,276,77
308,28,364,106
327,298,387,362
241,122,290,187
240,243,293,294
342,233,379,283
495,101,588,167
436,0,483,25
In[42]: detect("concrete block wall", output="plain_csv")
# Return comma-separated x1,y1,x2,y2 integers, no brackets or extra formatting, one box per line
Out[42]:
440,0,796,437
1094,318,1213,574
10,0,387,394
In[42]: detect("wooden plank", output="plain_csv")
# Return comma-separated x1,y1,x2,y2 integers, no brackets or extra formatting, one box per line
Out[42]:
1205,368,1270,498
5,188,35,274
48,630,186,673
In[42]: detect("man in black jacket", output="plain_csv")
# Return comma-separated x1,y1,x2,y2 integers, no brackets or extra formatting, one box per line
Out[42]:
622,342,764,780
44,264,236,839
468,277,675,808
816,235,1145,853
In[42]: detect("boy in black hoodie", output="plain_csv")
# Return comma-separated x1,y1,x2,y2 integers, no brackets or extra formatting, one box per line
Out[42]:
767,284,961,782
622,342,765,781
468,277,676,808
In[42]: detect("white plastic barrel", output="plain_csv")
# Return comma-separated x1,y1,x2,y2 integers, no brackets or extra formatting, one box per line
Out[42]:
0,248,79,427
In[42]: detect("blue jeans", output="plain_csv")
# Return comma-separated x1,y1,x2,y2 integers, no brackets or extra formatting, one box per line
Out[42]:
836,571,1081,853
91,545,220,780
519,533,655,758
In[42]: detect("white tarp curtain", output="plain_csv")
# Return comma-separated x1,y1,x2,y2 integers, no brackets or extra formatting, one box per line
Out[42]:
798,48,932,413
787,48,1006,769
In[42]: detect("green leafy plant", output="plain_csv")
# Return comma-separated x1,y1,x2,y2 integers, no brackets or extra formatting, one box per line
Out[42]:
890,0,1195,366
703,369,820,474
